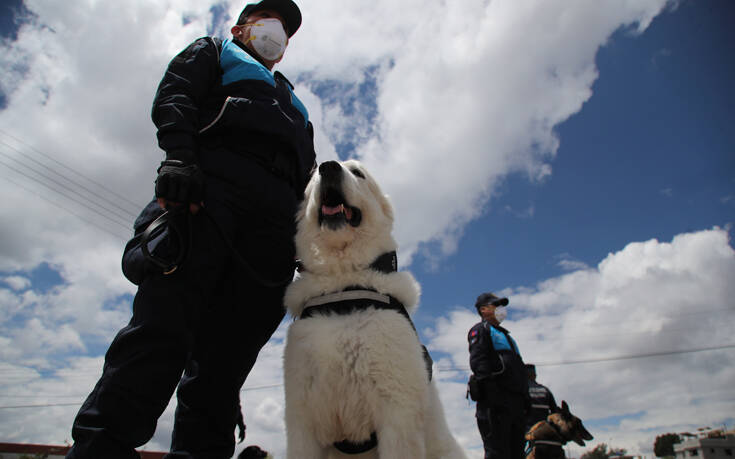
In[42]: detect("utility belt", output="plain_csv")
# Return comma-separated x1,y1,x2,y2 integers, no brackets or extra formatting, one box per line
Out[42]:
121,200,295,288
202,131,298,190
467,375,526,403
467,375,502,402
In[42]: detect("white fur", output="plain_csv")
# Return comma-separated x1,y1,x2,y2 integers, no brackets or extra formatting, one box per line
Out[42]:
283,160,467,459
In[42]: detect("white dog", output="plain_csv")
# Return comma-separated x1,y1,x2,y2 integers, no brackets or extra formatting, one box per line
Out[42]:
283,160,467,459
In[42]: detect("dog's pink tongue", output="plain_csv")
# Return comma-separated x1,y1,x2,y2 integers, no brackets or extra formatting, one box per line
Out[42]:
322,204,344,216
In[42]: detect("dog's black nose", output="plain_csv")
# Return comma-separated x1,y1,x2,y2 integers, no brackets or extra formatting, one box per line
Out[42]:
319,161,342,182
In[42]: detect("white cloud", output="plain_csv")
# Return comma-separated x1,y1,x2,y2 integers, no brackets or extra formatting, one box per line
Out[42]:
294,0,671,264
556,253,591,272
2,275,31,291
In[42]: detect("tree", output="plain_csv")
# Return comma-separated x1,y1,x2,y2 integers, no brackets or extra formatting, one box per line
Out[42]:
581,443,627,459
654,433,682,457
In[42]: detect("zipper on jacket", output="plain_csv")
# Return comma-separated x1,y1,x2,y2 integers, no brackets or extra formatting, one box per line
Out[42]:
199,96,232,134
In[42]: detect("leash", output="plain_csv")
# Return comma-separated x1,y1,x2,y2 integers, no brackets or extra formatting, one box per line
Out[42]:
139,206,295,288
140,205,190,275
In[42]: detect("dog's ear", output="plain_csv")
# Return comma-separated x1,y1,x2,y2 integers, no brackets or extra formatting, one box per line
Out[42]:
364,172,394,223
379,193,394,222
561,400,570,416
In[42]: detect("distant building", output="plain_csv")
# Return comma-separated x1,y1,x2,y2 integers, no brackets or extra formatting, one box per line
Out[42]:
0,442,165,459
674,433,735,459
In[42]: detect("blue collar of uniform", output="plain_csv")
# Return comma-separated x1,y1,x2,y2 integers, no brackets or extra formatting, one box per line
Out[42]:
482,320,509,334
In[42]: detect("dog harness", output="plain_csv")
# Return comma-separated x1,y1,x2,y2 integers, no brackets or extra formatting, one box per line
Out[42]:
525,420,566,458
299,251,433,455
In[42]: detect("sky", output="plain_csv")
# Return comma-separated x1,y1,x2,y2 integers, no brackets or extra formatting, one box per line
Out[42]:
0,0,733,458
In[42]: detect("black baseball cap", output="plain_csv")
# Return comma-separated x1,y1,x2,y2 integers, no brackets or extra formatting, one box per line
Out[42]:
237,0,302,37
475,292,509,309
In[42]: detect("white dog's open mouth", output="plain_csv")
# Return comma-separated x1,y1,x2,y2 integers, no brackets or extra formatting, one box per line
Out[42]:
319,185,362,229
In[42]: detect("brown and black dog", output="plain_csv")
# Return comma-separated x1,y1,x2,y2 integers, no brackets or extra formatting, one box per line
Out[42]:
525,400,593,459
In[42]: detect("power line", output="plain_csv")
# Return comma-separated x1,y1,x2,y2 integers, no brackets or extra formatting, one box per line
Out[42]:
0,383,287,410
0,138,138,219
1,343,733,408
0,149,134,228
0,128,142,212
435,343,735,373
534,343,735,367
0,172,129,240
0,156,132,231
239,383,283,392
0,402,80,409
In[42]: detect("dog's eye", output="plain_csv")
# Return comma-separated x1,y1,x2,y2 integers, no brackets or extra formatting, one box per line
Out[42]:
350,168,365,179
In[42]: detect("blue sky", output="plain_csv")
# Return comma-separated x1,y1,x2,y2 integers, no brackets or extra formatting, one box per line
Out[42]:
414,0,734,308
0,0,733,457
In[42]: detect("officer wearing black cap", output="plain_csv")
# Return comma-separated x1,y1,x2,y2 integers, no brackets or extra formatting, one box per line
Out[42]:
524,363,559,432
468,292,530,459
67,1,314,458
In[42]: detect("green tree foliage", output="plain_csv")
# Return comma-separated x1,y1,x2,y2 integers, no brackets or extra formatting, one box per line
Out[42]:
581,443,627,459
654,433,682,457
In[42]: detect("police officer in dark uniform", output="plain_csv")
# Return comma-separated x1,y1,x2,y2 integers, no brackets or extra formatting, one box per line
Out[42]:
468,292,530,459
67,1,315,458
525,364,559,432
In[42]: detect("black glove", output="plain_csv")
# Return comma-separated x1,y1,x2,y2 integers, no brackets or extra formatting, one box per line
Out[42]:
155,154,204,204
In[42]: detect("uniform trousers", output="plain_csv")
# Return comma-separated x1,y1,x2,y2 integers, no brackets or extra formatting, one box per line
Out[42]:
68,151,298,459
476,394,527,459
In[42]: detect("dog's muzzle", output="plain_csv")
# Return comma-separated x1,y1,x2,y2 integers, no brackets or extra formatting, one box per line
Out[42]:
317,161,362,229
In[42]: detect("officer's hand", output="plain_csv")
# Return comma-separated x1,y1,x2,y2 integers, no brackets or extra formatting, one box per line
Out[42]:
155,159,204,213
156,197,201,214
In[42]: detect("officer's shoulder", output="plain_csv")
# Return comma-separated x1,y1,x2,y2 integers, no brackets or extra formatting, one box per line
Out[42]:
177,36,220,60
274,70,294,90
468,322,484,338
190,36,218,49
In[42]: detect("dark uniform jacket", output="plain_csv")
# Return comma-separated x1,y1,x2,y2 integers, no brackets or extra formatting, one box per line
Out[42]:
152,36,316,194
526,380,558,429
468,320,529,406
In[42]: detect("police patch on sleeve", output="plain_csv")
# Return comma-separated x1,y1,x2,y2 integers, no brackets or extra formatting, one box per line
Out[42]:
469,328,479,345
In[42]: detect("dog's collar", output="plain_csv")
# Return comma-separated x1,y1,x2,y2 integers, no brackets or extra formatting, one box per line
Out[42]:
533,440,565,447
301,288,408,322
527,422,566,455
302,289,392,311
369,251,397,274
296,251,397,275
528,420,567,444
334,432,378,455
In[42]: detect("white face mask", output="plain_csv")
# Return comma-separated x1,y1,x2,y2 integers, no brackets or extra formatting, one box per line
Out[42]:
247,18,288,61
493,306,508,323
